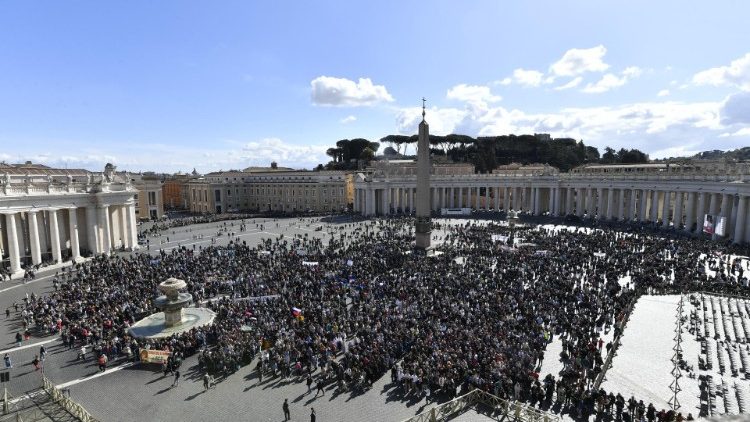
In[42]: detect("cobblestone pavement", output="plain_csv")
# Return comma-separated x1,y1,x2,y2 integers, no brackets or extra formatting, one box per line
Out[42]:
0,216,484,421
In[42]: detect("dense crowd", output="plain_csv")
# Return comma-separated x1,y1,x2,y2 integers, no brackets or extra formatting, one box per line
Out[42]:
14,215,750,421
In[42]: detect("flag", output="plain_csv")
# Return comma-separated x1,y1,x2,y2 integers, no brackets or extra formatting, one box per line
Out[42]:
292,307,302,317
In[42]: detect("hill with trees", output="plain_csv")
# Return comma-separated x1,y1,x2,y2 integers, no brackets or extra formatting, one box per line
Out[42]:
318,134,649,173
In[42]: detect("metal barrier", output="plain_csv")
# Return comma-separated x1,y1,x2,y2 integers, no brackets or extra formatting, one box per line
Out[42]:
41,376,99,422
401,388,559,422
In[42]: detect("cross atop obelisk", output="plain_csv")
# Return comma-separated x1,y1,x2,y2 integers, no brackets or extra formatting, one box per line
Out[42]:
422,97,426,121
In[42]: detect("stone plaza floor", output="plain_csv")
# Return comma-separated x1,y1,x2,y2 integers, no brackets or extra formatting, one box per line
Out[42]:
0,215,477,422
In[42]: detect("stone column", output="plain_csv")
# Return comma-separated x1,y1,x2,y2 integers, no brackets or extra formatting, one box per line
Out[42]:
709,193,721,216
628,190,636,220
532,188,540,215
28,211,42,265
695,192,708,234
575,188,584,217
68,208,81,261
684,192,696,233
457,188,462,208
119,206,130,249
729,196,739,237
638,190,648,221
98,206,111,254
5,213,21,274
673,192,684,230
618,189,625,220
128,204,138,248
48,209,62,264
606,189,615,220
566,188,574,215
650,190,659,222
370,189,376,216
86,206,99,254
596,188,604,219
734,196,747,243
662,191,671,228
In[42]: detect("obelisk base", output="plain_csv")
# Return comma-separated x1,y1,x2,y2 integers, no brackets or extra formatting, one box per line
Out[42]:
415,216,432,250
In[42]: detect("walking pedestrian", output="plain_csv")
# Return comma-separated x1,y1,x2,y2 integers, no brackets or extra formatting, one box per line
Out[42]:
316,379,325,396
98,353,108,372
282,398,290,421
172,370,180,387
4,353,11,369
32,355,40,371
306,374,313,392
310,407,316,422
203,373,211,390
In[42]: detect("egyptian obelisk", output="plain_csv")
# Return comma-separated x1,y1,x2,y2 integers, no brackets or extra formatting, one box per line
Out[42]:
415,98,432,250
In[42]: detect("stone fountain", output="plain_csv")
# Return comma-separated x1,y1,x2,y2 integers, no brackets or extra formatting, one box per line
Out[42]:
155,277,193,327
129,277,216,339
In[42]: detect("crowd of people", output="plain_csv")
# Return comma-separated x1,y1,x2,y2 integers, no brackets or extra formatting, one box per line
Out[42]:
12,214,750,421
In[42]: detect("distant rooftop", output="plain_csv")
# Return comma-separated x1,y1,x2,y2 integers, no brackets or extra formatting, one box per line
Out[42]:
0,161,89,175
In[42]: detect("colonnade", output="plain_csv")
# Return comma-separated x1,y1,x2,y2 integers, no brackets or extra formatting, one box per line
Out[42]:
1,203,138,276
354,182,750,244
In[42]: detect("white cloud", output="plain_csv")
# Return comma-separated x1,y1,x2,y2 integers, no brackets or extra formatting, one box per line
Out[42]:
310,76,394,106
499,68,544,87
239,138,329,167
657,89,670,97
719,128,750,138
396,106,467,136
340,115,357,124
582,67,642,94
549,45,610,77
721,91,750,125
553,77,583,91
446,84,501,105
395,99,725,158
693,52,750,91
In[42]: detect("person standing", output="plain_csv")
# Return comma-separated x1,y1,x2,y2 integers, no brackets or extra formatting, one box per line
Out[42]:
98,353,108,372
306,374,313,392
315,378,325,396
310,407,316,422
203,373,211,391
282,399,290,421
4,353,11,369
32,355,40,371
172,369,180,387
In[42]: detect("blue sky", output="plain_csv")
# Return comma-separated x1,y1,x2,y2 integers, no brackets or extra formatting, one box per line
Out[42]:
1,1,749,172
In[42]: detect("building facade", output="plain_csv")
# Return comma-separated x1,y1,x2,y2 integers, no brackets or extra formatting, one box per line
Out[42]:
130,173,165,220
0,162,138,277
186,167,353,214
163,174,191,210
354,160,750,244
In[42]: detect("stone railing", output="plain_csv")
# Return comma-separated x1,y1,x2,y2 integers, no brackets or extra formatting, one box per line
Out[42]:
370,172,748,185
41,375,99,422
401,388,559,422
1,181,132,196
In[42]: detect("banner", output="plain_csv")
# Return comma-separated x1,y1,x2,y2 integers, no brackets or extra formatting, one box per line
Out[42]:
715,215,727,236
703,214,715,235
139,349,170,364
491,234,509,243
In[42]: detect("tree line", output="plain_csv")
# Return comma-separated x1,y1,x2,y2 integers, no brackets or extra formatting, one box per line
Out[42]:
319,134,648,173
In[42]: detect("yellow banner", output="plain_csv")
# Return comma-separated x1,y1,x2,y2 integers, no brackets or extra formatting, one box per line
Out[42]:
140,349,170,364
